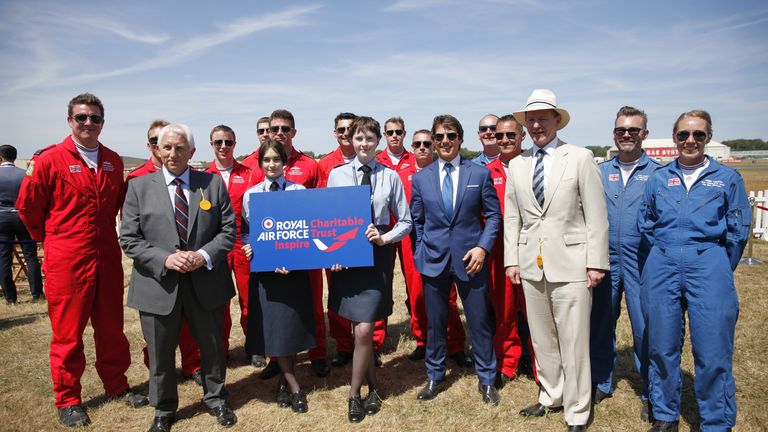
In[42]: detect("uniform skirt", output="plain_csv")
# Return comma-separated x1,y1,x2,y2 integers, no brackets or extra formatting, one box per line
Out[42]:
328,242,393,323
246,270,316,357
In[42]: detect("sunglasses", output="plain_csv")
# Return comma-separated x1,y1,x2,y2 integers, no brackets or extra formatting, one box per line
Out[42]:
413,141,432,149
257,128,269,135
613,127,643,137
336,126,350,134
148,136,159,145
433,132,459,142
478,125,496,133
385,129,404,137
72,113,103,124
270,125,293,134
494,132,517,140
675,130,708,142
212,139,235,147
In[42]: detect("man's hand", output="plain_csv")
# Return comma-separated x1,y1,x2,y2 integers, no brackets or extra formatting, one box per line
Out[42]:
587,268,605,288
165,250,194,273
365,223,385,246
183,251,207,271
462,247,487,276
505,265,521,285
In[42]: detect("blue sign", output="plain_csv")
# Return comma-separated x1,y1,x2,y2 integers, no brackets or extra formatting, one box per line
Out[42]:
248,186,373,272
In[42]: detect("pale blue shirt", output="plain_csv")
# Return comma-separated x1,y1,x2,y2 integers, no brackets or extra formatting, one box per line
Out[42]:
161,166,212,269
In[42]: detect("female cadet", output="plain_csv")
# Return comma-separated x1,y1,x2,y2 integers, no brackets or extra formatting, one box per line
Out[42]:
242,139,315,414
327,116,412,423
639,110,750,432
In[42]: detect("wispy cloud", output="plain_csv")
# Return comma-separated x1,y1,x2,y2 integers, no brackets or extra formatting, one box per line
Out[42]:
382,0,458,13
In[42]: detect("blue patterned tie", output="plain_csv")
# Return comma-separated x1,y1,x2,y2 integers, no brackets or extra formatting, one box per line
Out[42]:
442,163,454,217
532,149,546,207
173,178,189,250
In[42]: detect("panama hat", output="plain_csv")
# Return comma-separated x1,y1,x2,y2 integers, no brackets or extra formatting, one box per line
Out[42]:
513,89,570,130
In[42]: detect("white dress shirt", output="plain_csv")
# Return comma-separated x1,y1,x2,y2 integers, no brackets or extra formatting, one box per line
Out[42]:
438,155,461,209
161,166,212,269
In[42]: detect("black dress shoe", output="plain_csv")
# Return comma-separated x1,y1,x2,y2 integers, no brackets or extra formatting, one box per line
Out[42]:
593,388,612,404
185,370,202,386
209,404,237,427
113,388,149,408
331,351,353,367
363,389,382,415
147,415,174,432
290,391,308,413
58,405,91,427
374,350,383,367
567,425,587,431
450,351,474,368
519,402,563,417
478,384,500,405
416,379,446,401
277,381,291,408
648,420,679,432
494,372,515,389
259,361,280,380
348,396,365,423
250,354,267,368
408,345,426,361
311,359,330,377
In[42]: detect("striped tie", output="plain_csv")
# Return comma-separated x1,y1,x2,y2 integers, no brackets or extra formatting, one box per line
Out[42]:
173,178,189,250
442,163,454,217
532,149,546,207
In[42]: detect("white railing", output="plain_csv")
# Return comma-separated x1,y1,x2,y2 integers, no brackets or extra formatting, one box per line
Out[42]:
750,190,768,241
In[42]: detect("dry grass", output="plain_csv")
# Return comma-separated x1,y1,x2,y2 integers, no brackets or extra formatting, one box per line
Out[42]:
2,171,767,431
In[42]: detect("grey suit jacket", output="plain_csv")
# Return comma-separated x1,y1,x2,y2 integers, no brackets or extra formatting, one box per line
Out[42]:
120,169,236,315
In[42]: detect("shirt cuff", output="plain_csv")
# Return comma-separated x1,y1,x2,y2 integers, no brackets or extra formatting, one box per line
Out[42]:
197,249,212,270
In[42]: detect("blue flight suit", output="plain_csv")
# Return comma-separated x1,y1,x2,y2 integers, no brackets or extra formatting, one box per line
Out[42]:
590,152,661,399
638,156,750,431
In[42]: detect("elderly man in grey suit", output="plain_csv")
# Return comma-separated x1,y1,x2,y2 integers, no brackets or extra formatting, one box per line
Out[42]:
120,123,238,432
504,90,609,432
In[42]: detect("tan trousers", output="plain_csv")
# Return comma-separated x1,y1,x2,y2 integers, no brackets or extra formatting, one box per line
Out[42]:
522,278,592,426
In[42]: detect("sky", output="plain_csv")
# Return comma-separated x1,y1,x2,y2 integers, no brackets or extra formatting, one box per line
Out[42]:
1,0,766,161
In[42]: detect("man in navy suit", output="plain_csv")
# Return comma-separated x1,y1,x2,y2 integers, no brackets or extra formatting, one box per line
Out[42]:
411,114,502,405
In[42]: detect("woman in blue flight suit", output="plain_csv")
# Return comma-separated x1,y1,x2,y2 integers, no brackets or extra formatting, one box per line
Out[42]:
639,110,750,432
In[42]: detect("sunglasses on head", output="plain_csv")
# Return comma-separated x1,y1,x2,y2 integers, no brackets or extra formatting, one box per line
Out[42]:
613,127,643,137
72,113,103,124
675,130,708,142
148,136,159,145
270,125,292,134
257,128,269,135
433,132,458,142
385,129,404,137
413,141,432,149
495,131,517,140
212,139,234,147
478,125,496,133
336,126,350,134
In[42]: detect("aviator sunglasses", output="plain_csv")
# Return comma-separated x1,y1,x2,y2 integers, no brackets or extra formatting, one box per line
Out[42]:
72,113,103,124
494,131,517,140
212,139,235,147
412,140,432,148
675,130,708,142
432,132,458,142
613,127,644,137
478,125,496,133
385,129,404,137
270,125,293,134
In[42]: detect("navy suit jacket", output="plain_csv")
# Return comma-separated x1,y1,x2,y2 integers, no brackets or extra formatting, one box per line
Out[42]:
411,157,501,282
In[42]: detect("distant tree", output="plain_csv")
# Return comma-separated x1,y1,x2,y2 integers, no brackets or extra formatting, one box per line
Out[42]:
585,146,610,157
721,139,768,151
460,148,481,160
303,150,317,159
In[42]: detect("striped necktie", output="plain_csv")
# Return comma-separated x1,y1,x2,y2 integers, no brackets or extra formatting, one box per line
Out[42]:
442,163,454,217
173,178,189,249
532,149,546,207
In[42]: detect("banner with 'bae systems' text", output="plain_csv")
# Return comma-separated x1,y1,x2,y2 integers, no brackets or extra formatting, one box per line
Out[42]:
248,186,373,272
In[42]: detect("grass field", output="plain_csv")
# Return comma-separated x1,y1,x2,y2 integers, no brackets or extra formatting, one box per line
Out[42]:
1,165,766,432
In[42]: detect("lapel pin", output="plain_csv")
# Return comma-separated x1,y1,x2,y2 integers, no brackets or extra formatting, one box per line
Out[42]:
199,189,212,211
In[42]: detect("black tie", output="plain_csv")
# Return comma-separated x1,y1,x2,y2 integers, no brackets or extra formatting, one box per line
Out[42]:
269,181,280,192
359,165,374,222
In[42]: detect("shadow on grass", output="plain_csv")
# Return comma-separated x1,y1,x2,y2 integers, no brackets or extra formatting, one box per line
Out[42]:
0,311,47,330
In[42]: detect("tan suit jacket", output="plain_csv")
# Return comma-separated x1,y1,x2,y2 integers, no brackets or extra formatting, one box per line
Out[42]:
503,139,609,282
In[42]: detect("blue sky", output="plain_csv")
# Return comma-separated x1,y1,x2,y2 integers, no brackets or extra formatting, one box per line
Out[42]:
1,0,766,161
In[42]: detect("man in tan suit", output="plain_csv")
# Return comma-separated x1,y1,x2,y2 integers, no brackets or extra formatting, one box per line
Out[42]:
504,89,609,431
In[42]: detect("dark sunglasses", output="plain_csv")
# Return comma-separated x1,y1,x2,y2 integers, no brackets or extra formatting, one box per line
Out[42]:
72,113,103,124
336,126,350,134
212,139,235,147
478,125,496,133
494,131,517,140
675,130,708,142
257,128,269,135
270,125,292,134
148,136,159,145
433,132,459,142
413,141,432,148
613,127,644,137
385,129,404,137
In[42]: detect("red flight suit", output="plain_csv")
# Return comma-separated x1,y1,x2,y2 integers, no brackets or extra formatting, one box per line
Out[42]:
398,165,467,353
204,161,263,349
486,158,526,379
16,136,132,408
126,160,201,376
319,148,387,353
246,148,327,360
